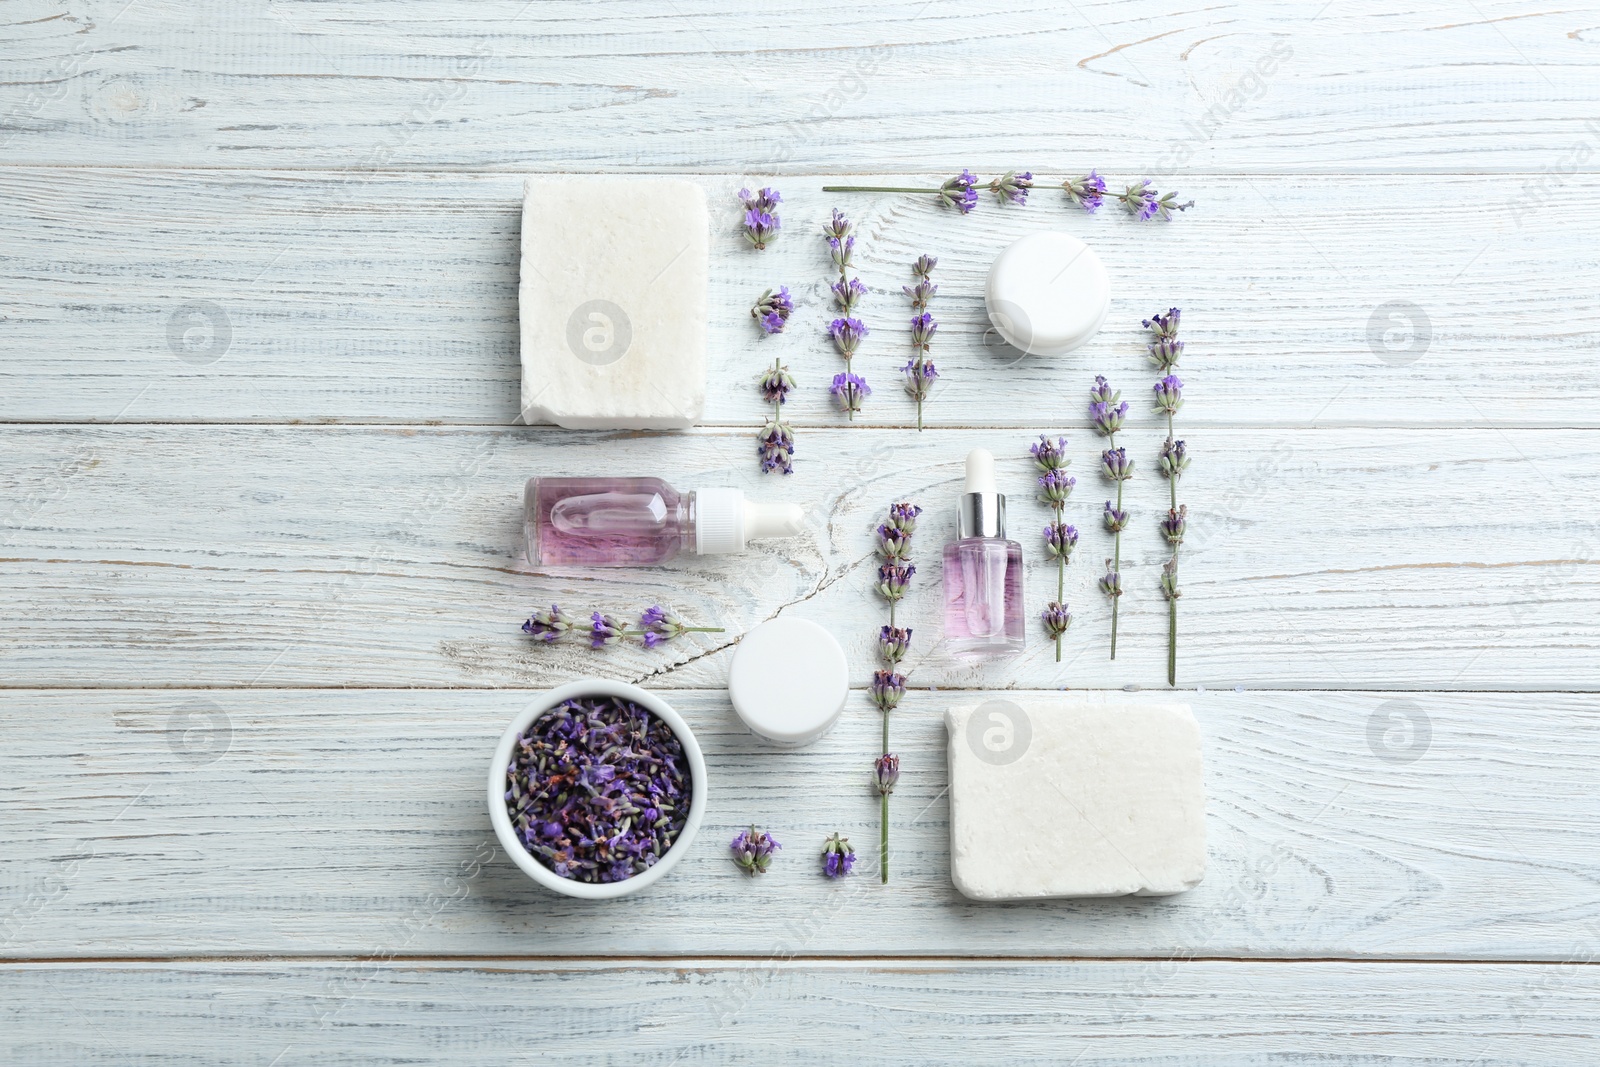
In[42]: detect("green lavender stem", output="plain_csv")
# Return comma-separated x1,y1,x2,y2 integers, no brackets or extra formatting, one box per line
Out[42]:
1167,409,1178,686
1110,430,1122,661
880,791,889,883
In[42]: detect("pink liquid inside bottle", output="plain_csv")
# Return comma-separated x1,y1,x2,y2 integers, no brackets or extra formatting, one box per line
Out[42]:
942,449,1026,657
524,477,804,567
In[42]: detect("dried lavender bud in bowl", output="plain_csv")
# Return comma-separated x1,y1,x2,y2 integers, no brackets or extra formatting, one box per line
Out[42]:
488,679,707,900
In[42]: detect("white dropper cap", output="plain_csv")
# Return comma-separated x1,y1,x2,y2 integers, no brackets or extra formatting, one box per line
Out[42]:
693,488,806,555
957,448,1007,540
965,447,997,493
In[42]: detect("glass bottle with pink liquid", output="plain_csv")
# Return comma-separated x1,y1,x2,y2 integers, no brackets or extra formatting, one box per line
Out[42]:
942,449,1026,657
524,476,804,566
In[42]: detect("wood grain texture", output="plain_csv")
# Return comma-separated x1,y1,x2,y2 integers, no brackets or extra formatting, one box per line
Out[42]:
3,958,1598,1064
2,168,1597,428
3,425,1597,691
3,689,1597,960
2,0,1595,172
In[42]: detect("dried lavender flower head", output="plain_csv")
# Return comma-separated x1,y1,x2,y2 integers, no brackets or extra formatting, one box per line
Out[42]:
877,521,913,560
1038,468,1076,505
589,611,626,648
522,604,572,643
1161,557,1181,601
1154,374,1184,415
757,419,795,475
742,208,780,250
759,362,795,405
751,286,794,335
1044,522,1079,558
876,561,915,602
886,501,922,535
829,371,871,414
870,669,906,712
1090,383,1129,435
878,624,913,664
875,752,900,795
828,235,855,271
989,170,1035,205
1041,601,1072,639
739,186,782,214
832,277,867,313
1144,307,1182,339
1103,502,1128,533
913,254,937,276
1063,170,1107,212
901,358,938,401
1159,437,1190,479
1099,560,1123,597
730,825,780,876
505,696,691,885
910,312,938,348
1102,447,1134,482
824,208,853,241
821,832,856,879
1161,504,1188,545
828,317,868,356
1030,435,1069,472
1123,180,1193,221
939,170,980,214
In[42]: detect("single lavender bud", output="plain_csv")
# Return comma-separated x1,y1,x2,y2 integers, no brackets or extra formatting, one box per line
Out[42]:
1154,374,1184,416
589,611,626,649
1063,170,1107,213
910,312,938,348
870,670,906,712
878,624,913,665
521,604,572,643
886,502,922,535
1099,561,1123,599
876,521,912,560
1159,437,1190,480
828,317,869,357
875,753,900,795
1044,522,1079,559
1101,447,1135,482
822,832,856,879
730,825,780,876
828,235,855,272
751,286,794,335
1161,558,1181,601
757,419,796,475
759,362,795,405
824,208,853,241
743,208,780,249
912,254,938,276
1103,502,1129,533
938,170,980,214
876,560,915,602
989,170,1035,205
901,359,938,401
829,371,871,415
1161,505,1188,546
832,277,867,313
1090,400,1128,436
1041,601,1072,639
1030,434,1070,472
1038,468,1077,506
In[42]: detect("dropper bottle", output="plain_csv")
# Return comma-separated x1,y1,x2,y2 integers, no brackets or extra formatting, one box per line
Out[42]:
941,448,1026,656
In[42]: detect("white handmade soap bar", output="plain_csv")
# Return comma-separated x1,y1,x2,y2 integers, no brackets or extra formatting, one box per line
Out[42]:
946,699,1206,900
519,178,708,429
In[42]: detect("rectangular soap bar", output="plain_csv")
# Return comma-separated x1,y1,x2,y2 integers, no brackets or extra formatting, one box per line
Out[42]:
519,178,708,429
946,699,1206,900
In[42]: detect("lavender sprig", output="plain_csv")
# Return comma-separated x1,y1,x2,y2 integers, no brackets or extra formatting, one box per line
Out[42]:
988,170,1034,205
1063,172,1193,219
873,501,920,883
824,210,869,418
902,255,939,430
758,358,796,474
751,286,793,335
731,825,780,876
1063,171,1107,212
1090,376,1132,660
821,172,980,215
822,832,856,879
1147,307,1191,685
739,187,782,249
521,605,723,649
1030,434,1077,662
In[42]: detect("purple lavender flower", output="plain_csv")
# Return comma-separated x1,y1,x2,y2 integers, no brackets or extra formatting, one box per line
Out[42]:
1044,522,1079,559
824,208,853,241
1154,374,1184,416
739,186,782,214
912,253,937,276
832,277,867,313
743,208,780,249
878,624,913,665
638,605,720,646
828,317,868,357
821,832,856,879
730,825,780,876
1099,561,1123,599
938,170,979,214
1089,375,1119,406
1038,468,1076,505
875,752,900,795
1161,558,1181,601
829,371,871,415
589,611,625,649
870,670,906,712
521,604,572,643
1103,502,1128,533
1144,308,1184,371
759,362,795,405
758,418,795,474
989,170,1034,205
1063,170,1107,212
886,502,922,534
1161,505,1188,545
901,359,938,402
904,277,937,308
1120,179,1193,221
1101,447,1134,482
1159,437,1190,480
1030,434,1069,472
751,286,794,335
877,521,912,560
1041,601,1072,640
876,561,915,602
828,235,855,272
909,312,938,348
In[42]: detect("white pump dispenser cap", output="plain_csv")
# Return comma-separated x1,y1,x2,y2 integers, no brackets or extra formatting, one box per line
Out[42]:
693,488,805,555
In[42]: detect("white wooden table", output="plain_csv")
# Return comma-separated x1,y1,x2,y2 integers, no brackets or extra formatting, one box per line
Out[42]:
4,1,1599,1062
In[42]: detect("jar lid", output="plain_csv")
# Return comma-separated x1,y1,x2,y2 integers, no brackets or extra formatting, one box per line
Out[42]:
984,231,1111,358
728,617,848,747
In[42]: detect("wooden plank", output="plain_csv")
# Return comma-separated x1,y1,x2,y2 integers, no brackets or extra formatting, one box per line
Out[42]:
3,689,1598,960
2,959,1597,1064
2,0,1593,172
1,169,1597,428
2,425,1596,691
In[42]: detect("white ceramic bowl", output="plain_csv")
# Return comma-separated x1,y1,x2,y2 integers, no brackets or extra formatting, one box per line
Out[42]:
488,678,707,900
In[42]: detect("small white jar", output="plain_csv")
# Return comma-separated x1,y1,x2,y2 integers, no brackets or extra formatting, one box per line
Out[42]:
985,231,1111,358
